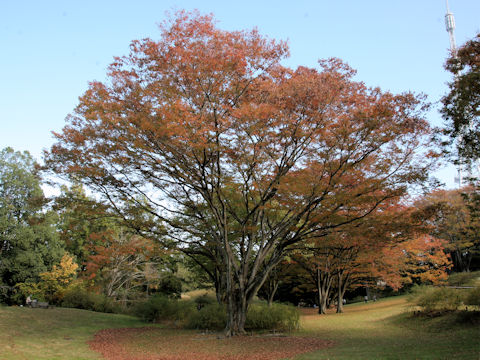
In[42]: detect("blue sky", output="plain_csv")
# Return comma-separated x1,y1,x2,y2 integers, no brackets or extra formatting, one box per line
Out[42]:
1,0,479,188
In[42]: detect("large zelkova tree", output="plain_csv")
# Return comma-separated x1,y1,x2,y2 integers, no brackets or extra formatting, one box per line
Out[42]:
0,148,64,303
45,12,434,335
441,33,480,167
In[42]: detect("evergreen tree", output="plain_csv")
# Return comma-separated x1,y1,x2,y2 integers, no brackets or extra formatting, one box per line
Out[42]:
0,148,64,303
441,33,480,167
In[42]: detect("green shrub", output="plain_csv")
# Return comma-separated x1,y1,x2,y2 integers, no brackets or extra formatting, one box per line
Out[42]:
464,286,480,307
447,271,480,287
194,293,216,307
411,286,464,313
186,303,227,330
134,294,194,323
246,303,299,332
185,301,300,332
157,274,183,299
61,283,119,313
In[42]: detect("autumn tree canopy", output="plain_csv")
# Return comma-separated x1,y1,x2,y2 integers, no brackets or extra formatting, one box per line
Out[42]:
45,11,434,335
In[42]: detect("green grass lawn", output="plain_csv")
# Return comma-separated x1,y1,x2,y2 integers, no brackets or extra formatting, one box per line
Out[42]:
297,296,480,360
1,296,478,359
0,305,144,360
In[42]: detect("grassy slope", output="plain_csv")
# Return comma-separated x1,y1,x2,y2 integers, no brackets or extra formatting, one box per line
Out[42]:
0,306,144,360
296,296,480,360
1,296,478,359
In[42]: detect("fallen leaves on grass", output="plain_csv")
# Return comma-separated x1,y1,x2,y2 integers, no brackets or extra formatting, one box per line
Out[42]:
89,327,333,360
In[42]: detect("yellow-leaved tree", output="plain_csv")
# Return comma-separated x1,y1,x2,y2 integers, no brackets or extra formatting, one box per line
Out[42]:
40,253,78,302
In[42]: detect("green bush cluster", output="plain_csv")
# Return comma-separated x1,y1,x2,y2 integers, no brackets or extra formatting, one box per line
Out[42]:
157,274,183,299
447,271,480,287
134,294,195,323
185,301,300,331
186,303,226,330
245,303,300,332
61,284,119,313
194,293,216,307
464,286,480,306
411,286,464,313
134,295,300,332
411,282,480,314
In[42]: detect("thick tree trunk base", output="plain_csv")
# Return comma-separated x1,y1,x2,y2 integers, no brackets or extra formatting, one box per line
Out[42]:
318,304,327,314
225,300,247,337
224,327,247,337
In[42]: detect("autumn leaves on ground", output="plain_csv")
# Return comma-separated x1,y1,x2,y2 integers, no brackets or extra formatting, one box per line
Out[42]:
89,327,332,360
1,296,479,360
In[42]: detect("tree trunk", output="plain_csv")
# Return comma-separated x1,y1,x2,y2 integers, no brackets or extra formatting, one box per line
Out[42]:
215,281,222,304
214,269,227,304
336,273,343,313
267,280,279,307
316,267,332,314
225,261,249,336
224,241,248,336
454,249,463,272
318,291,328,314
225,291,248,336
336,293,344,313
223,250,282,335
465,252,472,272
453,248,472,272
336,271,348,314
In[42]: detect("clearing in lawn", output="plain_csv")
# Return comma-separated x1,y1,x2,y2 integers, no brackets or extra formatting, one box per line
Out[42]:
1,296,478,359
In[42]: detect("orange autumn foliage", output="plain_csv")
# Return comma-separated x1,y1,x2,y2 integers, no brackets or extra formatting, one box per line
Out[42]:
374,235,451,289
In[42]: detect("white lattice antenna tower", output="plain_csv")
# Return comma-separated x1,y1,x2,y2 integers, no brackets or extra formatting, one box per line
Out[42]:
445,0,463,187
445,0,457,57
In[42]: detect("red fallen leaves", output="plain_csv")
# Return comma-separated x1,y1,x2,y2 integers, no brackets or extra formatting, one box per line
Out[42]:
89,327,333,360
